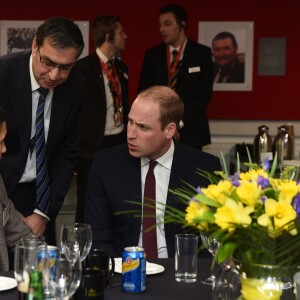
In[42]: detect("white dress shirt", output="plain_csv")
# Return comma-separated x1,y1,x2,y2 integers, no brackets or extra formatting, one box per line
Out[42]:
138,140,175,258
96,48,123,136
19,55,53,220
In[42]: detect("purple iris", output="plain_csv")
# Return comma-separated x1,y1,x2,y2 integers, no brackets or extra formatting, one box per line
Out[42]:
293,193,300,216
261,196,267,204
257,176,269,189
232,179,240,187
197,186,202,194
263,156,271,171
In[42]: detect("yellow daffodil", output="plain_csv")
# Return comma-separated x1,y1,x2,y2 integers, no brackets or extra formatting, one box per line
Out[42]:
214,199,254,231
239,169,269,182
257,199,296,230
270,179,298,204
236,181,261,206
201,180,233,205
185,201,210,230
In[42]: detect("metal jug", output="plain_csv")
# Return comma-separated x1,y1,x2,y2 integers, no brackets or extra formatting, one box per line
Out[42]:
273,125,293,165
253,125,273,165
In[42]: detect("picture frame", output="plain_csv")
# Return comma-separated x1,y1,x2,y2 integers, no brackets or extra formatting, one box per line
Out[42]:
0,20,89,59
198,21,254,91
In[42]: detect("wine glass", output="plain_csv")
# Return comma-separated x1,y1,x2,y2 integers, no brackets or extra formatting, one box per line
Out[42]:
200,233,220,285
60,223,92,264
48,252,81,300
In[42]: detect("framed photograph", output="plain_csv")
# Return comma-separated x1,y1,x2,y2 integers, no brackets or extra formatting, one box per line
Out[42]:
198,21,254,91
0,20,89,58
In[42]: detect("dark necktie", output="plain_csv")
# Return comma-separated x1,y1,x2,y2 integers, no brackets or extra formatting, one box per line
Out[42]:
106,59,118,98
35,87,50,214
170,50,179,90
143,160,158,258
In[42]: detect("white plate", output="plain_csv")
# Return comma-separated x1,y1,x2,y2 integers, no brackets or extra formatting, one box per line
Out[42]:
114,257,165,275
0,276,17,291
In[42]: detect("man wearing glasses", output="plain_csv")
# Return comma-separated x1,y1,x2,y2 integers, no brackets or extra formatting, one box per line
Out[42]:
0,17,87,245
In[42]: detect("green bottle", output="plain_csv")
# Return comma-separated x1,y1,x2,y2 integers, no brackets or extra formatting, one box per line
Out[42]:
27,270,44,300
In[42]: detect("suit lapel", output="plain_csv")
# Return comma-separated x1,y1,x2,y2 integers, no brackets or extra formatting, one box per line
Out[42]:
177,40,191,84
10,53,33,150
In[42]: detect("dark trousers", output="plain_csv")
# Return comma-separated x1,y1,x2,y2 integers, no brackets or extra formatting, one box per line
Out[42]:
75,131,127,223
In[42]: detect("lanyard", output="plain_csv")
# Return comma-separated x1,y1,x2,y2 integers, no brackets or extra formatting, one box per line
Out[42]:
166,43,184,83
99,57,122,108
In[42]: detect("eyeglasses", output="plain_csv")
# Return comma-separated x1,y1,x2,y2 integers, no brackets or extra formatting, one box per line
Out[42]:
38,49,75,74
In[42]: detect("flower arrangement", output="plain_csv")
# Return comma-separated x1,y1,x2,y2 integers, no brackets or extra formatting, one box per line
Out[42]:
169,153,300,275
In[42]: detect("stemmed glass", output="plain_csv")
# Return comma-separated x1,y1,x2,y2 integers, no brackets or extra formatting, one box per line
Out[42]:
200,233,220,285
60,223,92,264
48,252,82,300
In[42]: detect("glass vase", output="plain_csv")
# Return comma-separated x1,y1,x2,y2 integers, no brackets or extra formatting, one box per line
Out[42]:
239,264,296,300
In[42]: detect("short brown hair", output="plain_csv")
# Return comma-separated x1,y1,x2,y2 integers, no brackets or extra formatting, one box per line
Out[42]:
138,86,184,130
91,16,121,47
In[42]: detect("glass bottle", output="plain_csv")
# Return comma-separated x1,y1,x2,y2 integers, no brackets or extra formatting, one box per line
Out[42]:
273,125,293,166
253,125,273,165
27,270,44,300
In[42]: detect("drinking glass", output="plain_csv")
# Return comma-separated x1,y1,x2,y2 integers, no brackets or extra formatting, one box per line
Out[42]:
14,238,49,299
48,252,81,300
60,223,92,264
200,233,220,285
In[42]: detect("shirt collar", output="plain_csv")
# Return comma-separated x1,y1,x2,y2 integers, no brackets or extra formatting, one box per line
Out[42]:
30,54,40,92
141,140,174,169
96,48,115,64
169,38,187,53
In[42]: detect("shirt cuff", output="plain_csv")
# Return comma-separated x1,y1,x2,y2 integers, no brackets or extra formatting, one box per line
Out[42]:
33,209,50,221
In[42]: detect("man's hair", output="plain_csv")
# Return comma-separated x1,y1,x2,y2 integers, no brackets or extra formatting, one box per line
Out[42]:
212,31,238,49
35,17,84,59
0,106,6,127
138,86,184,131
159,4,188,26
91,16,121,47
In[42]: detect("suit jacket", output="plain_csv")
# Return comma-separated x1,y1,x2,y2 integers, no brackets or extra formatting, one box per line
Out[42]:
138,40,214,148
84,142,221,258
75,52,129,159
0,51,87,220
0,175,31,271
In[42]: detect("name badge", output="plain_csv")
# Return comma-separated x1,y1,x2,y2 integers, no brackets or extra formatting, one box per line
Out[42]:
189,66,201,73
123,72,129,80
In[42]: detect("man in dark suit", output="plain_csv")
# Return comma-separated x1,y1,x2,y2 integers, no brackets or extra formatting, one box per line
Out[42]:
85,86,221,258
75,16,129,222
0,106,31,271
0,17,87,241
212,31,245,83
138,4,214,150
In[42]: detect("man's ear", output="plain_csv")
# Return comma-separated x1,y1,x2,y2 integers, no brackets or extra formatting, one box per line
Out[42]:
165,122,177,139
32,37,38,51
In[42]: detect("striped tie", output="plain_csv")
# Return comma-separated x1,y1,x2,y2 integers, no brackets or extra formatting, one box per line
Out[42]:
170,50,179,89
35,87,50,214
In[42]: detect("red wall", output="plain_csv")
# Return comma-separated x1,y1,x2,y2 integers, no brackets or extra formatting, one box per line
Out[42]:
0,0,299,120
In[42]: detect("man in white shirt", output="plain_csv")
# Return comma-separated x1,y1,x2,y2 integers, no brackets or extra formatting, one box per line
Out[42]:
75,16,130,223
85,86,221,258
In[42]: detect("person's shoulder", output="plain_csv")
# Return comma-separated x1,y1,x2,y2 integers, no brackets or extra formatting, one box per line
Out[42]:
94,144,129,161
187,39,212,53
75,52,98,70
177,143,217,159
145,43,165,54
0,50,30,66
115,57,128,70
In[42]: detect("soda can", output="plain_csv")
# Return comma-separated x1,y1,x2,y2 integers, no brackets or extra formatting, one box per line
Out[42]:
47,246,59,280
38,245,59,280
122,246,146,293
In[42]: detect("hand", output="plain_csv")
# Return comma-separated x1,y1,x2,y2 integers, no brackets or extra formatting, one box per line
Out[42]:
24,213,48,236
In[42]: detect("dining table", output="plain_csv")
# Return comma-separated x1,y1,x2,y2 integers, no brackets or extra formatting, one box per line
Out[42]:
0,258,213,300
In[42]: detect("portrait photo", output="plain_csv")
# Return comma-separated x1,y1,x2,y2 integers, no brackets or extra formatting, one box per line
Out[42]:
198,21,254,91
0,20,89,58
